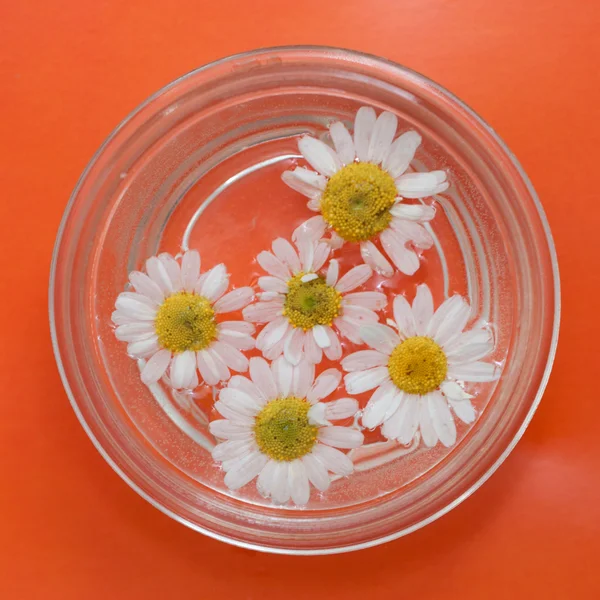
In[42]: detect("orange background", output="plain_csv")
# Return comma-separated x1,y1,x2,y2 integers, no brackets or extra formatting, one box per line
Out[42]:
1,1,598,597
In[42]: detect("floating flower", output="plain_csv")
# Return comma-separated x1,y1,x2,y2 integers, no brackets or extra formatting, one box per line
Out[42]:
209,356,363,506
342,284,500,447
112,250,255,390
282,106,449,276
243,227,387,366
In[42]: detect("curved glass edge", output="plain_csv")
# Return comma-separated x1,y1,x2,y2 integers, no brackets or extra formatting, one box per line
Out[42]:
48,45,561,555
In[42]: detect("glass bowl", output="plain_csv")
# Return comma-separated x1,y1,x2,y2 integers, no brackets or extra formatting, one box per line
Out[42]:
49,46,559,554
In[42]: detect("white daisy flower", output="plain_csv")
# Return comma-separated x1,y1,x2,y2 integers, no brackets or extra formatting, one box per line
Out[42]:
209,356,363,506
342,284,501,448
112,250,255,390
242,226,387,366
281,106,449,276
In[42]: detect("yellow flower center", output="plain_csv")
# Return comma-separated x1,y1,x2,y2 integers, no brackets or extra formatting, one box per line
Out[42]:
388,336,448,395
254,397,318,461
154,292,217,353
320,162,398,242
283,273,342,330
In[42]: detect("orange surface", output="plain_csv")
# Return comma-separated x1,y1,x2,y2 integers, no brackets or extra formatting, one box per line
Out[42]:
1,0,598,597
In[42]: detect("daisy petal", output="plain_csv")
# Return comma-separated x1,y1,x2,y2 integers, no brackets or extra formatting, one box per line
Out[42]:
368,111,398,164
298,135,341,177
111,311,137,325
393,294,416,338
419,397,438,447
213,401,254,425
127,336,159,358
412,284,434,335
140,349,171,385
196,350,222,386
328,231,345,250
224,451,268,491
383,130,421,178
353,106,376,162
170,350,197,389
391,219,434,249
288,460,311,506
312,444,353,476
209,349,232,384
325,398,359,421
219,388,261,417
323,327,342,361
381,396,404,439
256,316,289,351
343,291,388,311
428,391,457,447
199,264,229,302
219,321,255,336
228,375,266,405
307,197,321,211
181,250,201,293
360,240,395,277
344,367,390,395
293,215,328,244
319,426,364,449
249,357,278,399
334,316,363,344
307,368,342,403
283,327,305,366
312,324,331,349
242,300,283,323
326,259,339,287
342,305,379,323
146,256,173,295
445,327,494,355
291,359,315,398
380,228,420,276
301,454,331,492
115,295,156,320
390,203,436,222
212,340,249,373
214,287,254,314
271,355,293,397
335,264,373,293
218,332,255,351
129,271,164,305
448,361,500,382
447,341,494,364
303,329,323,364
281,167,326,199
427,295,470,345
396,170,449,199
312,242,330,272
258,275,288,294
115,322,155,342
359,323,399,354
157,253,182,291
263,336,286,361
257,251,290,281
296,236,315,272
272,238,302,273
209,419,253,441
362,381,398,429
449,396,476,424
329,121,355,165
270,462,291,504
257,459,279,497
396,394,420,444
342,350,388,372
212,439,255,462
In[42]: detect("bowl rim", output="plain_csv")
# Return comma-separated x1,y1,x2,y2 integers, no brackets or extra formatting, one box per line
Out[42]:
49,44,561,555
